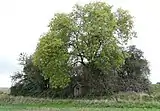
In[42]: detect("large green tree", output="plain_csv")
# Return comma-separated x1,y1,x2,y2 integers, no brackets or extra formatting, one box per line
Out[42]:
33,2,136,88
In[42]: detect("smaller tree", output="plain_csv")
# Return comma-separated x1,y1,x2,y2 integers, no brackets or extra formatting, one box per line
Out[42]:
117,45,151,93
10,53,49,96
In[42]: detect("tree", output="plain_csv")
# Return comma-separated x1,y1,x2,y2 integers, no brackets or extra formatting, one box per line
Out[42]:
11,46,151,98
117,45,151,92
33,2,136,88
10,53,50,97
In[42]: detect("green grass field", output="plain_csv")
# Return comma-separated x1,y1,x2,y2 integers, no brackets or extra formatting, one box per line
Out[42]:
0,105,160,111
0,87,160,111
0,101,160,111
0,100,160,111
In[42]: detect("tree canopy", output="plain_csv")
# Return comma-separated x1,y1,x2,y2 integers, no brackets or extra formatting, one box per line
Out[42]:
33,2,136,88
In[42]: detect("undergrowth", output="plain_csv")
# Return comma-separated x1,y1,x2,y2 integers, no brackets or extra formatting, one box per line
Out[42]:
0,92,160,109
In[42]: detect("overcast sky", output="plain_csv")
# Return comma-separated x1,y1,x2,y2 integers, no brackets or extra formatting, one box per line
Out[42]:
0,0,159,87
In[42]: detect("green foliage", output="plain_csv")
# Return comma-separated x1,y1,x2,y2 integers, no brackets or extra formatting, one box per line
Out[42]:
10,53,50,97
10,53,75,98
33,2,136,88
11,42,151,99
116,45,151,93
11,2,151,98
33,35,70,88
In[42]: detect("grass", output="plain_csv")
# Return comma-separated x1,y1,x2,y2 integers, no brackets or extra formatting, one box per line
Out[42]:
0,104,160,111
0,105,160,111
24,108,160,111
1,95,160,108
0,97,160,110
0,87,160,111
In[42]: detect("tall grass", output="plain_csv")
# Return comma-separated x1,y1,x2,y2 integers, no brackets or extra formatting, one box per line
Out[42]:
0,92,160,109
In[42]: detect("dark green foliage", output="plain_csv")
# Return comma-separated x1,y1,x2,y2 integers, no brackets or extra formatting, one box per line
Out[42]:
10,53,49,97
117,45,151,93
10,54,75,98
10,45,151,98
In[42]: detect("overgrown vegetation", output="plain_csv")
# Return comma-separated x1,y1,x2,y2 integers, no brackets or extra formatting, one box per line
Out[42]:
2,84,160,110
10,2,152,99
1,92,160,110
0,1,159,111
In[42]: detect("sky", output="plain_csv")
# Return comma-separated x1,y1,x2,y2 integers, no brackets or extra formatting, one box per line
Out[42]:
0,0,160,87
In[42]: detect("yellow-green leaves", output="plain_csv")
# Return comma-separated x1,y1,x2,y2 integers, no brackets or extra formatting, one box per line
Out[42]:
33,34,70,88
33,2,137,89
115,8,137,45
